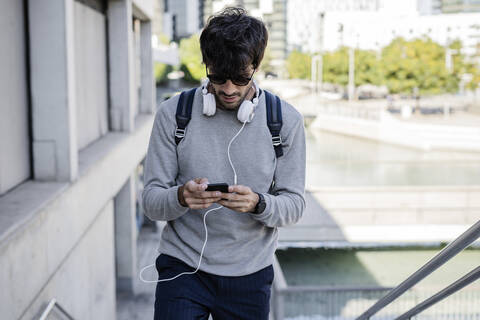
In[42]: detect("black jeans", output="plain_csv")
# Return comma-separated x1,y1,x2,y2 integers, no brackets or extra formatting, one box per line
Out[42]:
154,254,274,320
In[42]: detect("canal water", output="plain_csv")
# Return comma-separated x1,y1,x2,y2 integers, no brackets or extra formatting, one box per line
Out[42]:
306,129,480,188
277,127,480,319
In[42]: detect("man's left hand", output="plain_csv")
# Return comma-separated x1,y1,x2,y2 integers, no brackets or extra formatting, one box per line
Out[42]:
217,185,259,213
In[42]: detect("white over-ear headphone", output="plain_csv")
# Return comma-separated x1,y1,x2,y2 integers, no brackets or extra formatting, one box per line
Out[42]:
202,79,260,123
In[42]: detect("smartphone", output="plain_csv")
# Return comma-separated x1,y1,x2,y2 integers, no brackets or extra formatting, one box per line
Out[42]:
205,183,229,193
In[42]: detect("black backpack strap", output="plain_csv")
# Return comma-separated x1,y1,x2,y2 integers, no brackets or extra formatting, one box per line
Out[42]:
175,88,197,145
264,90,283,158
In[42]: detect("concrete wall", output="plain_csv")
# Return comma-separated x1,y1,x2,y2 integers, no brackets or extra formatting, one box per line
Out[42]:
132,18,141,118
74,2,109,150
0,0,156,318
0,113,154,319
0,0,31,195
133,0,155,19
19,201,116,320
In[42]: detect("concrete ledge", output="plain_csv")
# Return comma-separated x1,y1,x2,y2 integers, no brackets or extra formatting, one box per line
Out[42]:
20,201,116,320
0,114,154,319
311,113,480,152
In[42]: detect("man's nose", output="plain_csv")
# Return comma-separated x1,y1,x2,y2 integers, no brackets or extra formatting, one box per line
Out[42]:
221,80,237,95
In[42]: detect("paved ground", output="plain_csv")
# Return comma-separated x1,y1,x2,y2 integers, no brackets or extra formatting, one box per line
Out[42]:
117,225,161,320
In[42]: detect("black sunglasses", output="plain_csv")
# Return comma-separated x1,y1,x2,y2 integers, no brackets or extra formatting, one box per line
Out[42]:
206,66,255,86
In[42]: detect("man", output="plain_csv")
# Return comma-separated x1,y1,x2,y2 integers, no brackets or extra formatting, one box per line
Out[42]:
142,7,306,320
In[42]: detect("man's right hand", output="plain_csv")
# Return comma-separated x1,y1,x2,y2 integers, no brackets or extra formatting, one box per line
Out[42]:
178,178,222,209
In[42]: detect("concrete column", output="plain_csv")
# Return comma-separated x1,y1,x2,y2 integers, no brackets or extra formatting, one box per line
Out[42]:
28,0,78,182
140,20,156,114
108,0,135,132
114,174,138,293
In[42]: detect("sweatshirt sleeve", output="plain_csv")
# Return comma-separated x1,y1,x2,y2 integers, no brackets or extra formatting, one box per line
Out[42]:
249,108,306,228
142,101,189,221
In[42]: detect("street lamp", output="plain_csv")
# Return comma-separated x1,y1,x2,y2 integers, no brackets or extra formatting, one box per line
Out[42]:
311,54,323,93
348,47,355,101
445,48,458,73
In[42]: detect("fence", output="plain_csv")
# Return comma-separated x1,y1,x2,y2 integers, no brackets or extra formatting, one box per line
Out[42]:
273,286,480,320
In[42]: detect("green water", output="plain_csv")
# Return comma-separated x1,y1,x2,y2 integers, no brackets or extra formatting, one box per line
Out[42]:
277,248,480,319
306,130,480,187
276,247,480,289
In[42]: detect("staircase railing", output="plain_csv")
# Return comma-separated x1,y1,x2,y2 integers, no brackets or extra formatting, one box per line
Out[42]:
356,219,480,320
38,298,75,320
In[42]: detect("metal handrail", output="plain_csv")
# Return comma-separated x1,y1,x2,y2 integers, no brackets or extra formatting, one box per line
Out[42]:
275,285,393,293
395,265,480,320
356,219,480,320
39,298,75,320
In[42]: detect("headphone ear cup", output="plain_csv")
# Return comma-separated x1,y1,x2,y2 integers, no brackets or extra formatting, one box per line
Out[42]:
237,100,255,123
203,92,216,116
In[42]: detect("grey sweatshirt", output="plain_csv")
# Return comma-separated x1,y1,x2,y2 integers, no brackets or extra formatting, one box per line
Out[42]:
142,87,306,276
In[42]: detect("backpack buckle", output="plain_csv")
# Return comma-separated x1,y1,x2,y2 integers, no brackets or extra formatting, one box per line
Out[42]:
175,127,186,139
272,135,282,146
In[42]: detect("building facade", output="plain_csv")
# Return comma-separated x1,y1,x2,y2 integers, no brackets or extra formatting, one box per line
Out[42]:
0,0,156,318
288,0,480,59
440,0,480,13
163,0,205,41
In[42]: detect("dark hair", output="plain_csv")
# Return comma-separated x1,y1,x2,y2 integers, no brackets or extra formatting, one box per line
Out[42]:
200,7,268,75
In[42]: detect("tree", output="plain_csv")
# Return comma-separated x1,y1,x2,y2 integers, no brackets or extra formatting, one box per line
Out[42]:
154,63,173,85
179,34,204,83
154,33,174,85
260,45,275,75
322,47,349,85
381,37,454,94
355,49,384,86
286,50,311,79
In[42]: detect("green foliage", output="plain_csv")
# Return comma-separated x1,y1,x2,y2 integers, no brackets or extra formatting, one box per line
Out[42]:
287,37,480,94
355,49,384,86
260,45,275,75
381,37,452,94
154,62,173,85
287,50,311,79
179,34,203,83
322,47,349,85
157,33,170,45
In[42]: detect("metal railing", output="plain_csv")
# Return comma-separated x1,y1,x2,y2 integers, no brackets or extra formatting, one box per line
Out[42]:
356,220,480,320
272,256,393,320
395,266,480,320
39,298,75,320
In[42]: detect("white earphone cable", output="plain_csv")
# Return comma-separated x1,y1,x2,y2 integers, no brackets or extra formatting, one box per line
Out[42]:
227,120,247,185
139,204,222,283
139,118,249,283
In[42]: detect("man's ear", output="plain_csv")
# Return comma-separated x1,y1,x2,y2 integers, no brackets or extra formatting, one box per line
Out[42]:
207,82,214,94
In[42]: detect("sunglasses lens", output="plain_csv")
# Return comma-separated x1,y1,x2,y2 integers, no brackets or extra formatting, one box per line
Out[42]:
231,77,250,86
208,75,226,84
207,70,253,86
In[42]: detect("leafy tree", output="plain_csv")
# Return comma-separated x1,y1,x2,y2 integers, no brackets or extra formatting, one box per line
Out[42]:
355,49,384,86
153,33,174,85
288,36,479,94
179,34,203,83
381,37,453,94
154,63,173,85
286,50,311,79
260,45,275,75
322,47,349,85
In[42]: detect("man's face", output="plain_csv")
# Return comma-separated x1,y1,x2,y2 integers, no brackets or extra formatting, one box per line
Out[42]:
207,65,255,110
